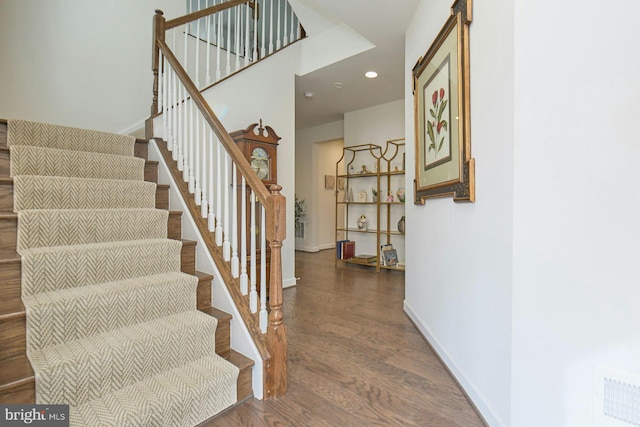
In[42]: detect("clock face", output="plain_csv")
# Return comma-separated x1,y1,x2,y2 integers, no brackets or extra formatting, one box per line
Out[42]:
251,148,270,180
251,147,268,159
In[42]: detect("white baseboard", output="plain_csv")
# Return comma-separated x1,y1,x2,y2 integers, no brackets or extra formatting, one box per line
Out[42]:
295,243,335,253
283,277,297,288
403,301,506,427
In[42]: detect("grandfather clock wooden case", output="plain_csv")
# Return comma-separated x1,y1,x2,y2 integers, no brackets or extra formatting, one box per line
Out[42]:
231,121,280,296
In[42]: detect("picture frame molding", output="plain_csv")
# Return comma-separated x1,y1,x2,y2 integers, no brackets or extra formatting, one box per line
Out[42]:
412,0,475,204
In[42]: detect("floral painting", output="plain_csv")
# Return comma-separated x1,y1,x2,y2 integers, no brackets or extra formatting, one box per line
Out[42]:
423,55,451,169
412,0,474,203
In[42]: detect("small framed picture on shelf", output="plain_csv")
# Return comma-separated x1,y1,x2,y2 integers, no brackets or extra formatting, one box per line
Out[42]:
380,244,393,266
357,191,368,203
382,248,398,267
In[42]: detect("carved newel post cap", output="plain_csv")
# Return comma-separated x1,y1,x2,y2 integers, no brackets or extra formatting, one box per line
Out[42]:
269,184,283,194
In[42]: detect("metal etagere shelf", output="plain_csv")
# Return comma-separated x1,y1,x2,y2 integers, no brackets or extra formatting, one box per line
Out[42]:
335,139,405,272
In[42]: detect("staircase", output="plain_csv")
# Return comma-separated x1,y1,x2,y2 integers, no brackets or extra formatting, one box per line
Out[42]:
0,119,253,425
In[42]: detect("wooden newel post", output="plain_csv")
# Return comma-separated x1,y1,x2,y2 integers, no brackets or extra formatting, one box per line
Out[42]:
265,184,287,398
151,10,166,117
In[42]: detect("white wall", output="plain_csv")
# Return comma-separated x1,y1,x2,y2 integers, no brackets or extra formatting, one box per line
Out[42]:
201,45,300,288
344,99,404,148
404,0,514,425
295,120,344,252
316,139,343,249
0,0,184,133
512,1,640,426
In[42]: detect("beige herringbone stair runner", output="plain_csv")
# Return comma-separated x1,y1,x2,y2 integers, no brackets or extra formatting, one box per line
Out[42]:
8,119,238,426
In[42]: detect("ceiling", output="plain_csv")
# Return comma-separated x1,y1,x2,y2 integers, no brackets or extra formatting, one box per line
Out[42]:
294,0,420,130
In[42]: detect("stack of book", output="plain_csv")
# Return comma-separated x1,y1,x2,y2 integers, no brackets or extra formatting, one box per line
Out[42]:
351,254,377,264
336,240,356,260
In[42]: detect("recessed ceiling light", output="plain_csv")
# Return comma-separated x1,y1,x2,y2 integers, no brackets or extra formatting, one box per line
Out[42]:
333,82,344,89
365,71,378,79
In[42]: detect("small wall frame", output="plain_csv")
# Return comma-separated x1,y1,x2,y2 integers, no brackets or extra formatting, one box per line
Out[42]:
413,0,475,204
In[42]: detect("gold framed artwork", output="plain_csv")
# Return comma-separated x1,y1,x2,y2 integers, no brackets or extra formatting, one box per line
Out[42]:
413,0,475,204
324,174,335,190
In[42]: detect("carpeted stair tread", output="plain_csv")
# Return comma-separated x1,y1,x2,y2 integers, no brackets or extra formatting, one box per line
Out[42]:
7,120,135,157
9,145,144,181
8,119,240,419
17,208,168,251
70,354,239,427
13,176,157,212
30,311,219,406
23,272,199,352
21,239,183,296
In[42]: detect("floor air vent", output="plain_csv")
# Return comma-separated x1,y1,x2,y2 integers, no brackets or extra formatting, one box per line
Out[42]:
595,367,640,426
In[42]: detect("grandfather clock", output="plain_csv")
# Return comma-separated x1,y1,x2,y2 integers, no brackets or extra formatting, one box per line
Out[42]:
231,120,281,296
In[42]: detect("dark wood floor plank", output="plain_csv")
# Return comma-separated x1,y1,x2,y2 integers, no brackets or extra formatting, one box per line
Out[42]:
206,249,485,426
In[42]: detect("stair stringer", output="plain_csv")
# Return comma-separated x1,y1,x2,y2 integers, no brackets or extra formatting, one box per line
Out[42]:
148,139,265,400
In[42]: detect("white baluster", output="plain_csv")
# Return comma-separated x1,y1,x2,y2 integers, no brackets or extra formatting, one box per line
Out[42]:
261,0,266,58
195,0,201,88
223,152,231,261
259,204,268,332
216,11,222,81
249,191,257,312
183,92,189,182
171,30,178,161
276,0,281,50
177,84,184,172
163,58,170,149
231,163,239,277
244,3,250,67
269,0,274,54
234,7,240,71
188,100,195,192
289,2,295,44
183,22,189,80
216,142,223,245
208,129,216,231
158,50,164,131
201,116,208,218
240,176,248,294
226,8,231,76
283,2,288,46
253,1,258,61
194,112,201,205
206,4,212,86
173,70,180,162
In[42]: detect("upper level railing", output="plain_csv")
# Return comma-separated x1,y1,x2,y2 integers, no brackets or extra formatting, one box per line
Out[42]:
150,0,301,398
151,0,303,106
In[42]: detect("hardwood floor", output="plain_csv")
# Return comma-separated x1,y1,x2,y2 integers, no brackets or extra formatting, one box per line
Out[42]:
206,249,485,427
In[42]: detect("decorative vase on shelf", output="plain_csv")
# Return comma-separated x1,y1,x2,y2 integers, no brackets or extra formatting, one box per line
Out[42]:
357,214,368,230
396,188,406,203
397,216,405,234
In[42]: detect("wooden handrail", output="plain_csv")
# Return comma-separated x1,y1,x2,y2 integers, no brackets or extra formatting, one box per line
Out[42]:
165,0,249,30
157,39,271,206
153,8,287,398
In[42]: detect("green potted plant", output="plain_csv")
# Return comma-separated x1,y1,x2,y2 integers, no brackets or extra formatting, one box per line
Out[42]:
295,195,306,228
